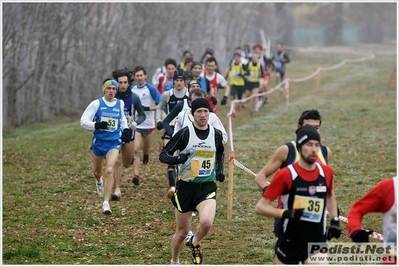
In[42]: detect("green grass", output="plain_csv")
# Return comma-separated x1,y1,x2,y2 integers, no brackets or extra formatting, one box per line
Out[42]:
2,44,396,264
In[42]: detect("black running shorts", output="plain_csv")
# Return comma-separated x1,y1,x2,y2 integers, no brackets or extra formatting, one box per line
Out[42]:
171,180,217,213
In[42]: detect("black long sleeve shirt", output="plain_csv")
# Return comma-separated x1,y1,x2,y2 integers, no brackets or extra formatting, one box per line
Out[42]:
159,124,224,174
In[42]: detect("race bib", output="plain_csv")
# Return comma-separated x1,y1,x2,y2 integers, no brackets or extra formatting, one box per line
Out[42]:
250,71,258,79
190,150,215,177
100,117,118,132
293,195,324,223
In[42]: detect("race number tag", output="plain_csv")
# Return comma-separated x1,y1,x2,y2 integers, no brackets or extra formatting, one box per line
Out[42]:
293,195,324,223
100,117,118,132
250,71,258,79
190,151,215,177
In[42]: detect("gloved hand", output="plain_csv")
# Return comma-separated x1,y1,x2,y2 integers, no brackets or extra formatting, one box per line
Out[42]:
130,121,137,130
351,229,373,243
156,121,163,130
121,128,131,144
216,173,225,182
142,106,150,111
327,218,341,240
210,96,218,105
281,209,304,220
95,121,108,130
176,153,190,164
221,96,228,105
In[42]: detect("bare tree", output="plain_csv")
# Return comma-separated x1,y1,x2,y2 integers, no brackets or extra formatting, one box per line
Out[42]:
2,3,396,127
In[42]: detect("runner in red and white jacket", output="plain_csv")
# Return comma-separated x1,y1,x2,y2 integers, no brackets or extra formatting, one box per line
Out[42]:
201,56,230,113
347,176,397,264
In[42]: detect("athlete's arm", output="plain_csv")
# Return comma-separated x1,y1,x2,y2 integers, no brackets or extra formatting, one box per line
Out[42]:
256,168,291,218
326,146,332,164
347,179,393,236
148,83,161,106
217,74,230,97
326,190,339,219
80,99,100,130
162,102,183,136
156,92,169,123
173,112,183,136
119,101,128,129
159,127,189,165
209,113,228,144
131,92,146,125
215,129,225,175
255,196,285,219
205,79,211,93
254,144,289,190
283,52,290,63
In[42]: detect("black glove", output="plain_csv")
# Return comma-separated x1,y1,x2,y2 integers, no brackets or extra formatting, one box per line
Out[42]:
327,218,341,240
351,229,373,243
281,209,304,220
210,96,218,105
95,121,108,130
221,96,228,105
142,106,150,111
176,153,190,164
156,121,163,130
121,128,131,144
216,173,225,182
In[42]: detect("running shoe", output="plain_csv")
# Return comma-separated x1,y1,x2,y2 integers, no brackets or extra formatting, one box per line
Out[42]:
102,202,112,215
96,176,104,197
188,236,202,264
132,175,140,186
255,99,263,111
185,230,194,246
167,188,175,199
111,190,121,201
142,154,149,165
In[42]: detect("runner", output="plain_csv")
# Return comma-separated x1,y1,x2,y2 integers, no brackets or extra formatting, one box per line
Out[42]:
130,65,161,185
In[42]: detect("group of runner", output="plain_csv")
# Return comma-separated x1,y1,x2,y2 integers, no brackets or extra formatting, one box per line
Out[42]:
79,45,395,265
227,43,290,115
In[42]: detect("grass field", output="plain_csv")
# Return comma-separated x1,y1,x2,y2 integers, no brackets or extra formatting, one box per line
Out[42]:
2,44,397,265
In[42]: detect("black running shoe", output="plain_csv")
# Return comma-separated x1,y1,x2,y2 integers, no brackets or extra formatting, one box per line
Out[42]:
142,154,149,165
132,175,140,186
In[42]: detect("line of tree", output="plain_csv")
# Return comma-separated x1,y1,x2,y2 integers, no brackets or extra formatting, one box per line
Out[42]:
2,3,396,127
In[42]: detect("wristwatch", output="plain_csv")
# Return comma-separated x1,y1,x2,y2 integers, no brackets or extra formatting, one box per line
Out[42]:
331,216,339,221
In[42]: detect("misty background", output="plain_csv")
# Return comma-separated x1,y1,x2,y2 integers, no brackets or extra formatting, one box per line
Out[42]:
2,2,396,127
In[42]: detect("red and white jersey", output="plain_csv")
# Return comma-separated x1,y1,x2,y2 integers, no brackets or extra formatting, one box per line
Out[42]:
201,70,227,113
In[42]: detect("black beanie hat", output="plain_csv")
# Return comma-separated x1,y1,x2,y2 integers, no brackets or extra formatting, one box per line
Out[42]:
191,98,211,114
296,125,321,149
191,61,202,70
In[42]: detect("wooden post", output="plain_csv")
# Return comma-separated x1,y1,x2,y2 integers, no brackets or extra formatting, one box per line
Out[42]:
227,151,234,220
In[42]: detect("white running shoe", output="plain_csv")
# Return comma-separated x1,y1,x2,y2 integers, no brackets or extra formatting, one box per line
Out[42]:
255,99,263,111
185,230,194,246
102,202,112,215
96,176,104,197
111,190,121,201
